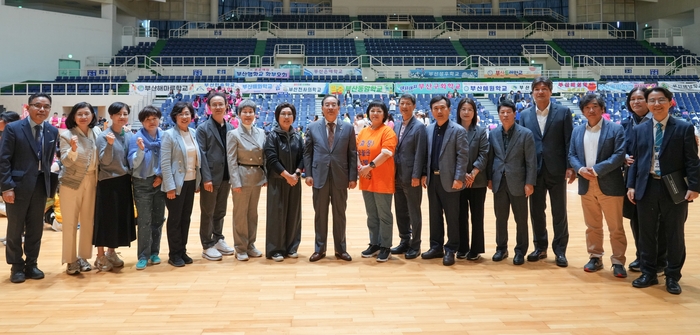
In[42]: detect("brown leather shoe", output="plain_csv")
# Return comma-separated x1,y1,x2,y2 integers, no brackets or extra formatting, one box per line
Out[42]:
335,251,352,261
309,252,326,262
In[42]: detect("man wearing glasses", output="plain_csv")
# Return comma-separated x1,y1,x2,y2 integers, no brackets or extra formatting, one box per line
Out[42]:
0,93,59,283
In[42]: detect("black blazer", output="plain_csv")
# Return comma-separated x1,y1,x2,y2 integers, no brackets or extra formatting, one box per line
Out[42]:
393,116,427,185
519,103,573,176
620,112,651,156
626,116,700,200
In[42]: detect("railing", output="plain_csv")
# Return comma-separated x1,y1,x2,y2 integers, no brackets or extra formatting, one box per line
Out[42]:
524,21,635,39
368,55,468,67
150,55,256,67
272,3,346,15
304,56,361,67
219,7,266,21
469,55,529,67
269,21,353,30
573,55,674,67
524,8,567,22
644,27,683,40
450,6,517,16
542,69,595,79
450,22,529,30
57,68,130,78
123,26,159,38
522,44,572,66
275,44,305,55
357,6,433,15
0,82,129,96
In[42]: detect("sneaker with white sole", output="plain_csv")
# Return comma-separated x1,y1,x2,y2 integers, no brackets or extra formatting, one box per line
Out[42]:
51,219,62,232
287,252,298,259
202,247,223,261
66,261,80,275
149,254,161,265
94,255,113,272
236,252,249,261
247,246,262,258
105,251,124,268
215,239,235,255
77,257,92,272
272,253,284,262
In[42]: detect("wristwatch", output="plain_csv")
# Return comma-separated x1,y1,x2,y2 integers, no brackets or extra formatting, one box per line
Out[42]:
369,161,376,169
294,171,301,176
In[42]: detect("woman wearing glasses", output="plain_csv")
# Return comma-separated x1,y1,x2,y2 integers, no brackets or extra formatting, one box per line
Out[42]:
227,99,267,262
93,102,136,271
161,101,202,267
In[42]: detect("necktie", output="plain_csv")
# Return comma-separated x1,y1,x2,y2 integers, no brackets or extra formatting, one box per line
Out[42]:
327,123,335,148
399,123,405,142
34,125,42,158
654,122,663,175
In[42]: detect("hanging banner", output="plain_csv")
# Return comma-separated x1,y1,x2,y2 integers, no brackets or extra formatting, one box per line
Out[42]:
280,82,329,94
234,68,290,79
328,83,393,95
553,81,598,93
483,66,542,79
303,68,362,76
658,81,700,92
408,69,478,79
129,82,284,96
394,82,463,94
130,83,198,96
597,82,657,93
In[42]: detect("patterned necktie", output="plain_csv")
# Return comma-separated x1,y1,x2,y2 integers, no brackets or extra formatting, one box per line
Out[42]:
399,123,406,142
327,123,335,148
34,125,42,158
654,122,663,175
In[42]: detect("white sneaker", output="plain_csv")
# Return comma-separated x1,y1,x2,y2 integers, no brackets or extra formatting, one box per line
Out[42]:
77,257,92,272
202,247,223,261
66,261,80,275
287,252,298,259
272,253,284,262
236,252,249,261
51,219,62,232
247,246,262,258
105,251,124,267
214,239,235,255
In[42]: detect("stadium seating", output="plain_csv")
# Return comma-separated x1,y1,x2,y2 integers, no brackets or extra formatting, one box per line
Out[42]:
442,15,520,23
262,38,357,66
553,38,665,66
523,15,563,23
460,38,546,65
651,42,697,58
111,42,156,66
358,15,388,29
365,38,458,66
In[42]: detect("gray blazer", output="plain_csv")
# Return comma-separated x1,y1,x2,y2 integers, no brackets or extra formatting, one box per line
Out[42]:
487,124,537,197
303,119,358,189
161,128,202,195
59,127,101,189
196,118,233,186
569,119,627,196
227,125,267,188
393,116,427,185
464,124,490,188
425,120,468,192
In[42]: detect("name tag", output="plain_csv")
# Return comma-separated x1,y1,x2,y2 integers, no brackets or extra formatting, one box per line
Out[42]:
653,152,660,172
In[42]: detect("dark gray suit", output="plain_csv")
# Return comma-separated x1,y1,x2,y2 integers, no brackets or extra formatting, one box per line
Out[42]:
425,120,468,252
196,118,234,250
458,124,489,255
393,116,427,251
303,118,357,253
487,124,537,255
519,103,573,256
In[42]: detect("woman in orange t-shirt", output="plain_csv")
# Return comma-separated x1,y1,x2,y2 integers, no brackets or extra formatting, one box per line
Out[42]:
356,101,398,263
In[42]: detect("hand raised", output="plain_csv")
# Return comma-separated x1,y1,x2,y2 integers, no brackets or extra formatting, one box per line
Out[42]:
105,132,115,145
70,135,78,152
137,137,145,151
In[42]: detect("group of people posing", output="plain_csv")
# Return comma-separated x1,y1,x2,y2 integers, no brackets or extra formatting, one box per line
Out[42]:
1,76,697,296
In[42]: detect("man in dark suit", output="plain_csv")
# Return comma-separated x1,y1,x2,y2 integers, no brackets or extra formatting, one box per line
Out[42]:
568,94,628,278
487,100,537,265
518,76,575,267
304,95,357,262
627,87,700,295
0,93,59,283
196,93,235,261
420,95,467,266
391,94,427,259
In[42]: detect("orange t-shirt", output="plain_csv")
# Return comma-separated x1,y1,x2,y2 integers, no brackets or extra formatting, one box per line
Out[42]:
356,124,397,194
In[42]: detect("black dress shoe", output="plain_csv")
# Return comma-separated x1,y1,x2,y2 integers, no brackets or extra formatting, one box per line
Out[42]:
309,252,326,262
390,242,409,255
405,248,420,260
442,251,455,266
513,253,525,265
555,254,568,267
168,257,185,267
628,259,641,272
466,253,482,261
24,267,44,280
527,249,547,262
632,273,659,288
421,248,444,259
181,253,193,264
10,270,25,284
335,251,352,261
666,277,682,295
492,250,509,262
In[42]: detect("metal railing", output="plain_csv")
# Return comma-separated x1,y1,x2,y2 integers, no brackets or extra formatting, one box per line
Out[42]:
523,8,567,22
150,55,256,67
123,26,159,38
573,55,674,67
449,6,517,16
357,6,433,15
269,21,353,30
522,44,572,66
0,82,129,96
275,44,305,55
368,55,469,67
304,56,361,67
219,7,266,21
272,3,345,15
644,27,683,40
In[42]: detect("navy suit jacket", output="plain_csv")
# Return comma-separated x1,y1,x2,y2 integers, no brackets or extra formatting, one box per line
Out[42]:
519,103,573,176
487,124,537,197
393,116,427,185
626,116,700,200
425,120,468,192
620,112,652,156
303,118,357,189
0,118,58,197
568,119,626,196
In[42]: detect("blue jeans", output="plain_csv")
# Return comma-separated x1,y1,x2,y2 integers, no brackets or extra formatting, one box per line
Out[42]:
362,191,393,248
133,176,166,260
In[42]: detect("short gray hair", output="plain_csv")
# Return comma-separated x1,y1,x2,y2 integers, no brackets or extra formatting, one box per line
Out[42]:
579,94,606,112
237,99,257,113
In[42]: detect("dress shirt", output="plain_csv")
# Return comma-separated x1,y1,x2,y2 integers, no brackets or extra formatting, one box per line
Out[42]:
399,116,412,141
28,118,43,171
582,121,602,175
180,129,198,181
650,114,670,175
536,102,551,135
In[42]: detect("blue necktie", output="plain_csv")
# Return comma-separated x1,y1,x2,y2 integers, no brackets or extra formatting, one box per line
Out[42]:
654,122,662,175
34,125,42,159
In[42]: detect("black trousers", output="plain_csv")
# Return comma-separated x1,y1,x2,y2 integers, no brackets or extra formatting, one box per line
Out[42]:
626,196,667,265
458,187,486,254
394,178,423,250
266,177,302,258
427,176,460,252
529,165,569,256
5,174,46,270
165,180,196,259
637,177,686,280
494,178,529,255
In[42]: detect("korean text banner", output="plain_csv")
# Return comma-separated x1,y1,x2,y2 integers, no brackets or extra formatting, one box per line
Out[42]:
483,66,542,79
129,83,284,95
394,82,463,94
303,68,362,76
234,68,290,79
280,83,329,94
658,81,700,92
329,83,393,95
408,69,478,79
597,82,656,93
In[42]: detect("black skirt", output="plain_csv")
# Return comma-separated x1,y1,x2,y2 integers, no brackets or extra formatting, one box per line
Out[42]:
93,174,136,248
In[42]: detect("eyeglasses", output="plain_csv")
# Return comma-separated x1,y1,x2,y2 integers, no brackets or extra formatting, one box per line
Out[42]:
30,103,51,110
279,112,294,118
647,98,669,105
629,98,646,103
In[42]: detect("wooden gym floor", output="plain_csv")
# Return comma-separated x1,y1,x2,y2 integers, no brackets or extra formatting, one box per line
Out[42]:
0,183,699,334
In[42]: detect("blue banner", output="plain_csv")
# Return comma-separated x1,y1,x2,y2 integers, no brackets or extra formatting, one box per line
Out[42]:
408,69,478,79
